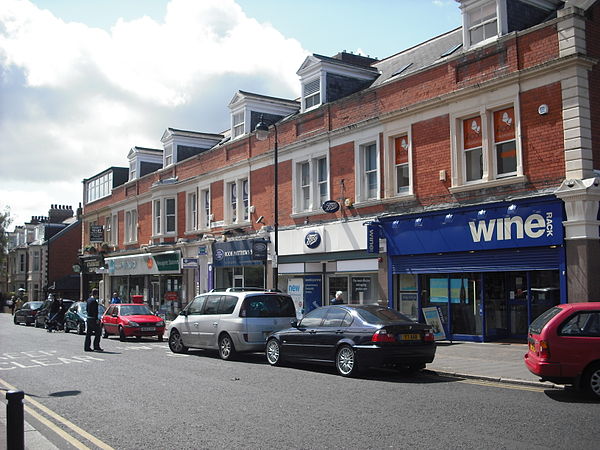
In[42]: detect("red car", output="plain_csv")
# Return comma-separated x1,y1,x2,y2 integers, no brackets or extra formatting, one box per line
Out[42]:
102,303,165,342
524,302,600,399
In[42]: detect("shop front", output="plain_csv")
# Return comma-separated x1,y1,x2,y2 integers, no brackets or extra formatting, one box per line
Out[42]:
212,239,267,289
278,223,386,317
105,250,182,315
379,197,566,342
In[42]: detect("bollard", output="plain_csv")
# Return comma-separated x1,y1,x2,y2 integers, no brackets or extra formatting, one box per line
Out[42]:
6,390,25,450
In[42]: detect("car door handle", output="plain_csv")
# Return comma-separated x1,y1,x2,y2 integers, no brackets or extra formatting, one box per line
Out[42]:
213,322,218,327
335,330,344,334
194,323,199,327
309,330,317,334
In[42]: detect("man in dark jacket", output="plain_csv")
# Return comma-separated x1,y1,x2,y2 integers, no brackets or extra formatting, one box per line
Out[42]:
84,289,103,352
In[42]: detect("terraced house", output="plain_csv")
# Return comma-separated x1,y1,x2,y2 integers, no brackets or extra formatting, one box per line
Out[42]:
81,0,600,342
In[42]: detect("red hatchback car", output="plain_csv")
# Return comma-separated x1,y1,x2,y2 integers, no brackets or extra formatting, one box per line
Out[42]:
102,303,165,342
524,302,600,399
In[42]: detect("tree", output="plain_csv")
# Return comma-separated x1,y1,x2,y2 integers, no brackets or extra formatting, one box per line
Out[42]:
0,206,12,262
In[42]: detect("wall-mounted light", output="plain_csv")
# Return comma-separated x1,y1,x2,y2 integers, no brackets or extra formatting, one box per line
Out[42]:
538,104,548,115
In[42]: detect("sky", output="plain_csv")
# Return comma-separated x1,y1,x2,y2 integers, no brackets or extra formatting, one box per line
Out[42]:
0,0,461,229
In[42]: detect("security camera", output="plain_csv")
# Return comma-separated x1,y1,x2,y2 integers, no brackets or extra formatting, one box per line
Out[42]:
256,215,264,224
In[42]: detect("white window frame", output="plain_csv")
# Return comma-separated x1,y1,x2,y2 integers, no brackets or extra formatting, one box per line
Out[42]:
356,139,380,203
153,197,177,236
293,154,329,213
164,144,173,167
129,161,136,181
303,77,321,111
199,187,212,230
232,111,245,139
125,209,138,244
110,213,118,246
450,96,523,192
186,191,198,232
464,0,501,48
225,177,249,225
390,132,412,196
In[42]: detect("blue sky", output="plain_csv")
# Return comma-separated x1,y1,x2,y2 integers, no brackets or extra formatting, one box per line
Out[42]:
0,0,462,227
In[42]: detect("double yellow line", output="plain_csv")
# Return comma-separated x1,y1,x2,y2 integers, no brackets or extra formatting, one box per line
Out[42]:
0,377,113,449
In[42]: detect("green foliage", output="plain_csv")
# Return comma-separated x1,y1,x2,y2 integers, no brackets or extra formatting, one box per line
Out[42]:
0,206,12,261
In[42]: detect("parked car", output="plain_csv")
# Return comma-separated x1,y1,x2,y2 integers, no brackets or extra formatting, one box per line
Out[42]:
102,303,165,342
265,305,436,377
168,289,297,360
64,301,106,335
34,299,74,329
524,302,600,399
13,301,44,326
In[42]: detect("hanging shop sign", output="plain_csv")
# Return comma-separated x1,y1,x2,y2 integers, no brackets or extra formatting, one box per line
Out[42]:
105,251,181,276
212,239,267,267
381,199,563,255
322,200,340,214
366,223,380,254
89,225,104,243
182,258,199,269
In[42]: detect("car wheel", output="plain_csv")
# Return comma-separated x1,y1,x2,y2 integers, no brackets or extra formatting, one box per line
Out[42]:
64,323,69,333
583,362,600,400
266,338,283,366
119,326,126,342
102,325,109,338
168,329,188,354
77,322,85,335
34,320,40,328
336,345,359,377
13,316,18,325
157,335,163,342
218,334,236,361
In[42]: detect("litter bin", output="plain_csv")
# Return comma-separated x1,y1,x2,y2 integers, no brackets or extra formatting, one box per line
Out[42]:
131,295,144,304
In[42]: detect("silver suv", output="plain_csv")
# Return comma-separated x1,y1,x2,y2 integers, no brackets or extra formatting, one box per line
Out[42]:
168,289,297,360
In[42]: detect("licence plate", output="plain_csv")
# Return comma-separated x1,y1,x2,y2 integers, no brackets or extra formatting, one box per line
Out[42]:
141,327,155,332
400,333,420,341
529,342,535,352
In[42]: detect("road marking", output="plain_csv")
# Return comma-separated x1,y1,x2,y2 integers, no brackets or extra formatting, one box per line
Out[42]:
0,377,114,449
456,378,547,392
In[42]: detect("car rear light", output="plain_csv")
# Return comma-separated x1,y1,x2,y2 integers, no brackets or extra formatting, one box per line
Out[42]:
372,329,396,343
539,340,550,359
423,331,435,342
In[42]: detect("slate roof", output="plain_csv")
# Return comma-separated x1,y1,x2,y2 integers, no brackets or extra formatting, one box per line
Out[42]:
371,27,463,88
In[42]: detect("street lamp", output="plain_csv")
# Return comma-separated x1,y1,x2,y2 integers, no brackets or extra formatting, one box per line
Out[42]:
255,116,279,290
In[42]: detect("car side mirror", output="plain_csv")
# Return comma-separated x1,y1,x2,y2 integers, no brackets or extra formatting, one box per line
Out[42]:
290,319,298,328
180,310,188,317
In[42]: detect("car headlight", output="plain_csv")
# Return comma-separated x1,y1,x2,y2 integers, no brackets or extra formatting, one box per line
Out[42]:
156,320,165,327
128,321,139,327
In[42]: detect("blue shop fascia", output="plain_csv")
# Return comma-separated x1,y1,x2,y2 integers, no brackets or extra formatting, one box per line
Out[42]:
370,196,565,342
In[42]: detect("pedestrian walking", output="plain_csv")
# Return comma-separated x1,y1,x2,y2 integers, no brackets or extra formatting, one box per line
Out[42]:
84,288,104,352
47,293,62,332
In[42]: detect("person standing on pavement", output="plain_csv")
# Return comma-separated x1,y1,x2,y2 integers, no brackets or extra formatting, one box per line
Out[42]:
110,292,122,304
330,291,344,305
84,288,103,352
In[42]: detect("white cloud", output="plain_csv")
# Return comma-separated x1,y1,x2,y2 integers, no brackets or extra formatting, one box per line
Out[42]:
0,0,309,227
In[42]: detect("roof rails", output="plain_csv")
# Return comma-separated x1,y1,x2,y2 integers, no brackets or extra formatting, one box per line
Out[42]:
208,287,283,293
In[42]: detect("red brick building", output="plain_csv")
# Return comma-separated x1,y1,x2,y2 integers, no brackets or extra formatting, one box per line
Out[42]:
82,0,600,341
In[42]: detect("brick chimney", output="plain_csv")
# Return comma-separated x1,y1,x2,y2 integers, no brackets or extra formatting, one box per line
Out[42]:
48,204,74,223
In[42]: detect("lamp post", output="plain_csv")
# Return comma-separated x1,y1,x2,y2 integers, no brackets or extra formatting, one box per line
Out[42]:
255,116,279,290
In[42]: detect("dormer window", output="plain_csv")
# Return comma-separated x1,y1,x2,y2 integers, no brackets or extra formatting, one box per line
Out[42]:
164,144,173,167
303,79,321,110
232,111,245,138
466,1,498,47
129,161,136,181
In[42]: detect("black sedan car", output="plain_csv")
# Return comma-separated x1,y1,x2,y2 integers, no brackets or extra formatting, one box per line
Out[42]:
265,305,436,377
13,301,44,326
64,301,106,334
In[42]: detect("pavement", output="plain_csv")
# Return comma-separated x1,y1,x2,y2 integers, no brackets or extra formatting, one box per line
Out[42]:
0,332,558,449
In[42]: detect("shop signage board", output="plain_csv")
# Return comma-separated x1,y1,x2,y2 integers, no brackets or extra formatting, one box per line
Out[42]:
182,258,199,269
106,251,181,276
422,307,446,341
382,199,563,255
212,240,266,267
287,278,304,319
303,275,322,314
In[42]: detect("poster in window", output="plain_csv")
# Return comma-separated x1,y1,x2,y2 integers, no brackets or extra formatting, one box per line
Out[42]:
493,107,515,142
463,116,482,149
394,135,409,164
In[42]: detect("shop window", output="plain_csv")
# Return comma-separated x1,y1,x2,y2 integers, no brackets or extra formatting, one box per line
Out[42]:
397,273,418,320
295,156,328,213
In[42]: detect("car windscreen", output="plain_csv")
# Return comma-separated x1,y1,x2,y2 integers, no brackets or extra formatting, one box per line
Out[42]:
120,305,153,316
529,307,562,334
241,295,296,318
356,306,414,324
28,302,44,309
80,304,105,315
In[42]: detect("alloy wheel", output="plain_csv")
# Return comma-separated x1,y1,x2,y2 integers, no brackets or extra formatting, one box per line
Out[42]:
589,366,600,398
168,330,187,354
336,345,356,377
219,335,235,360
266,339,281,365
